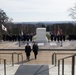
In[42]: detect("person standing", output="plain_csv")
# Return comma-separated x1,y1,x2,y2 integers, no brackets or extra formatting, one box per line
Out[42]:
32,42,39,59
25,43,31,61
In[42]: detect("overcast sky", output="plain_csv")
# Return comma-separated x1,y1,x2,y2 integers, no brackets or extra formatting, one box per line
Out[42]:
0,0,76,22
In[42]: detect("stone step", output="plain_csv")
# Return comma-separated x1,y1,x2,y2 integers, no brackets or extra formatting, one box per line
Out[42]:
0,64,19,75
0,64,76,75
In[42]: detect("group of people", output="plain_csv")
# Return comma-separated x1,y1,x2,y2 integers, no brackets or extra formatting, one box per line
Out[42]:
50,34,65,42
25,42,39,61
68,34,76,40
2,33,33,42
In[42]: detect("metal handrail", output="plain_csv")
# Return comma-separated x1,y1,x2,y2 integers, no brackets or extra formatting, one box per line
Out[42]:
58,54,76,60
52,52,76,66
58,54,76,75
0,52,23,66
0,59,6,75
11,52,23,64
52,52,56,66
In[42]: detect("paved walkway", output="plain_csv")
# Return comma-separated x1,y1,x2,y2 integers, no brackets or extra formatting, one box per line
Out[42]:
0,40,76,75
0,40,76,49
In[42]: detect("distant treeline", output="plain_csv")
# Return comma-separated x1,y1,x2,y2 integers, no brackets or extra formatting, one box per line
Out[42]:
0,22,76,39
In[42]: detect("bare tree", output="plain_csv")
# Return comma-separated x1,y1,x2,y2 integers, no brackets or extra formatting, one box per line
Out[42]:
69,3,76,20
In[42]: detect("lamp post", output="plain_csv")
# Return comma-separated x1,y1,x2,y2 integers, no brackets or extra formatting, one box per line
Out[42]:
61,40,63,47
18,34,21,47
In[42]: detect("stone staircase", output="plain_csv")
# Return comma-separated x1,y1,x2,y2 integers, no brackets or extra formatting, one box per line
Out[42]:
0,64,19,75
0,64,76,75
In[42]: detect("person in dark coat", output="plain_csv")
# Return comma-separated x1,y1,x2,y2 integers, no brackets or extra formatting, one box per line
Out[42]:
32,42,39,59
25,43,31,61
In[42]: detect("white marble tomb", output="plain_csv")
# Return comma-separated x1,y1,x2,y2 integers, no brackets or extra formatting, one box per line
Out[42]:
35,28,48,43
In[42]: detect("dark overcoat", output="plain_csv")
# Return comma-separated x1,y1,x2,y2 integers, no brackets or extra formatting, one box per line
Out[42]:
25,45,31,56
33,44,38,55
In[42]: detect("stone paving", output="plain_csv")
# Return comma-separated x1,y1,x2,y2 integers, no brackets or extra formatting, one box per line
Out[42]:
0,40,76,75
0,40,76,49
